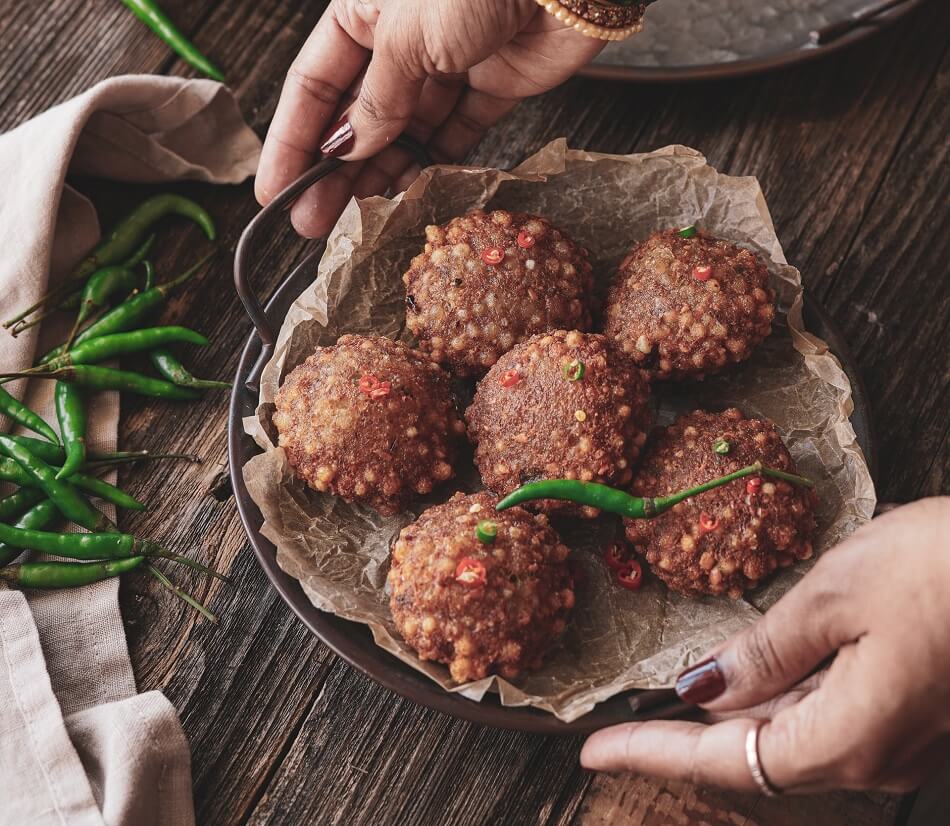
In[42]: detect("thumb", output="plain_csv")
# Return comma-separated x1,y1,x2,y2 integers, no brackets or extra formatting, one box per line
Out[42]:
675,555,862,711
319,33,424,160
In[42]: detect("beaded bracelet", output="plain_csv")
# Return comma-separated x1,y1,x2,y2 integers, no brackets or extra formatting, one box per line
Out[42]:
534,0,650,41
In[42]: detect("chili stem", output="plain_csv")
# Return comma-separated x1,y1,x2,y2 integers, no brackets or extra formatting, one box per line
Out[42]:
154,551,234,585
147,563,218,623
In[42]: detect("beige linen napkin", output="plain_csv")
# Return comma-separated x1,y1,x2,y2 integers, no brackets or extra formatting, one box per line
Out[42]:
0,76,261,826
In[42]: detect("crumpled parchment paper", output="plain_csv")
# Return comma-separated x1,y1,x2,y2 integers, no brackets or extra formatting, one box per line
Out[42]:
242,142,876,723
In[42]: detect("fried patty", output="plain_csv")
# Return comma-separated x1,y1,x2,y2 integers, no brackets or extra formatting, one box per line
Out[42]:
273,334,464,516
603,229,776,380
466,330,652,518
404,209,594,377
388,492,574,683
624,408,818,598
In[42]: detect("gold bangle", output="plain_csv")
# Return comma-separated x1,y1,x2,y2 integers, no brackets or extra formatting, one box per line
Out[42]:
534,0,648,41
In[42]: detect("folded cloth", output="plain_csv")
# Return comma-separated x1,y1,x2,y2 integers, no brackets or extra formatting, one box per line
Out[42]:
0,76,261,826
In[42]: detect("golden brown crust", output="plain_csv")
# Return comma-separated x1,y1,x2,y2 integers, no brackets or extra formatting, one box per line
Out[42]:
624,408,818,598
603,229,776,380
404,209,594,377
466,330,651,518
273,335,465,516
388,492,574,683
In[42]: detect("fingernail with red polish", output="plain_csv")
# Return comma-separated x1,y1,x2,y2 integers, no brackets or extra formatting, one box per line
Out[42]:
675,658,725,704
320,117,354,157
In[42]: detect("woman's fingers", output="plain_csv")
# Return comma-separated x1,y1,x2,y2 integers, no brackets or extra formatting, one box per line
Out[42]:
581,718,762,791
675,552,862,712
255,4,372,205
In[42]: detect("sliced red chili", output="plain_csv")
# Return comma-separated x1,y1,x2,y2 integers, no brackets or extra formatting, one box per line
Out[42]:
455,557,487,587
746,476,763,495
359,373,390,399
516,230,536,249
369,381,391,399
604,542,630,572
481,246,505,266
617,560,643,591
693,265,712,281
499,369,521,388
699,512,719,533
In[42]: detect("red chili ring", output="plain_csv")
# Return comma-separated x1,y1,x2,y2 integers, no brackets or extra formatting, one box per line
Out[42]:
500,369,521,388
516,231,536,249
693,264,712,281
604,542,630,572
617,560,643,591
481,246,505,265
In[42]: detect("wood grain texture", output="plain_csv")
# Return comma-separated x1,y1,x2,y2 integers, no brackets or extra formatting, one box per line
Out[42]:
1,1,947,824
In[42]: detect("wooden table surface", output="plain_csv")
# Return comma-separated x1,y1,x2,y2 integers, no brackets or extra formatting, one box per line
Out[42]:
2,2,948,824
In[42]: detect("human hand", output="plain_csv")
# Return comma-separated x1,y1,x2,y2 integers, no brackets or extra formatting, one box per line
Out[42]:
255,0,605,237
581,498,950,794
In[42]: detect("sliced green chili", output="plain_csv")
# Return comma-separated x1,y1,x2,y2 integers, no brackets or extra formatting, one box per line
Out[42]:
54,381,87,479
0,386,60,444
562,359,585,382
712,438,731,455
678,225,698,239
496,462,814,518
475,519,498,544
149,349,231,390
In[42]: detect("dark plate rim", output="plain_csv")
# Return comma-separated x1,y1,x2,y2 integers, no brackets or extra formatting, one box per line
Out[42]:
228,266,876,736
578,0,926,84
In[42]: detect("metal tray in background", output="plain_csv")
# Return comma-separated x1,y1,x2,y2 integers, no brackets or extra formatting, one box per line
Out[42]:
228,152,876,734
581,0,926,83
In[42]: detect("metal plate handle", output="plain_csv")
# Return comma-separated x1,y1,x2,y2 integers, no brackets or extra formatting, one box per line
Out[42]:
233,134,431,392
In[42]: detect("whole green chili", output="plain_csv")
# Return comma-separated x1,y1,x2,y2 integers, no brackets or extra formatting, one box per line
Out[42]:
0,435,113,532
0,386,60,444
54,381,87,479
0,488,46,522
6,195,215,330
40,251,214,365
0,522,158,558
1,366,201,401
4,435,197,467
0,557,146,589
0,499,59,567
495,462,815,517
35,327,209,372
64,265,140,349
149,349,231,390
0,459,144,512
120,0,226,82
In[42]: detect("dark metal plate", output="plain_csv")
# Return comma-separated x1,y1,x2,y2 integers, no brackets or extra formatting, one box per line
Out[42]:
228,257,875,735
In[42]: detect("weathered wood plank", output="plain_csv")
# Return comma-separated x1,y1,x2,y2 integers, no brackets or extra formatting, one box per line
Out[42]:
1,2,946,825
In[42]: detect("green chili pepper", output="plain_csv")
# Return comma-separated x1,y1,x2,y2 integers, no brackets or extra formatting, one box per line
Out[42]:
120,0,226,82
122,234,156,267
0,386,60,444
562,359,585,382
0,435,113,532
712,438,731,455
149,349,231,390
0,500,59,567
0,488,46,522
63,265,140,349
40,252,214,365
475,520,498,544
35,327,210,373
0,458,145,512
0,557,146,589
0,366,201,401
6,196,215,330
54,381,87,479
678,225,698,239
496,462,815,517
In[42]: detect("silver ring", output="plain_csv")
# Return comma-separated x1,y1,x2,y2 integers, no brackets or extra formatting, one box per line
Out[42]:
745,720,782,797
